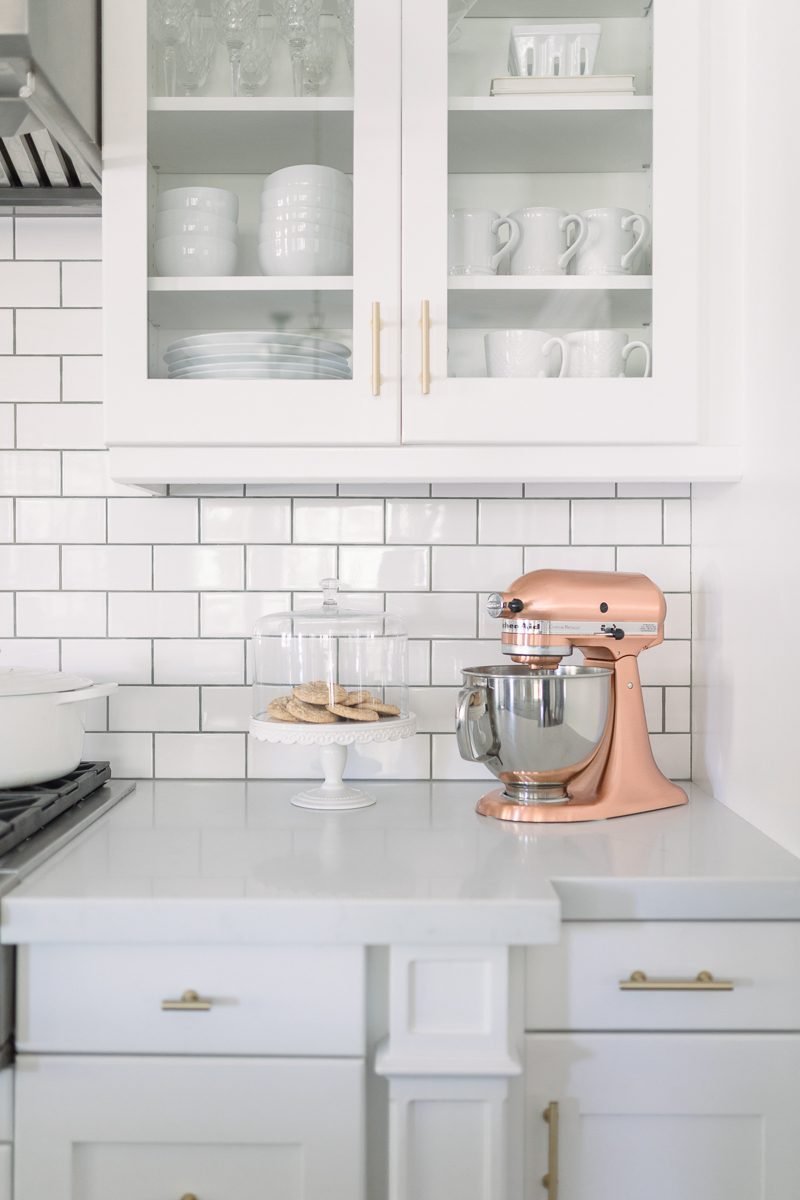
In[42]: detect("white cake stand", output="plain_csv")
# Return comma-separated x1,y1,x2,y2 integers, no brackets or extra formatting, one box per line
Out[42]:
249,714,417,810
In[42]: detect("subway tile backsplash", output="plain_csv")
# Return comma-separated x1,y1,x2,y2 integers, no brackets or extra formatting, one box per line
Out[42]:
0,216,692,781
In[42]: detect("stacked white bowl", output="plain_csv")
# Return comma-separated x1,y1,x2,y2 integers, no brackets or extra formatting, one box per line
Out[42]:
259,165,353,276
155,187,239,277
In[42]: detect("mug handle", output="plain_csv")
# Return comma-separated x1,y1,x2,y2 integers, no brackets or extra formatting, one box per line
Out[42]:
621,212,651,272
543,336,568,378
490,215,521,272
558,213,586,270
622,340,652,377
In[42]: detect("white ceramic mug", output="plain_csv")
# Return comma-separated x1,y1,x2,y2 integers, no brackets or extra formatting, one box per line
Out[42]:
509,207,586,276
575,207,651,276
564,330,652,378
485,329,568,378
448,209,521,276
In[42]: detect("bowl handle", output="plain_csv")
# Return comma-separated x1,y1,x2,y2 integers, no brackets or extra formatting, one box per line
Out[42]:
54,683,118,706
456,684,494,763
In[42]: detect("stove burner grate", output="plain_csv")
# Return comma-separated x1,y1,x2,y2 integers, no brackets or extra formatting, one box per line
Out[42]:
0,762,111,857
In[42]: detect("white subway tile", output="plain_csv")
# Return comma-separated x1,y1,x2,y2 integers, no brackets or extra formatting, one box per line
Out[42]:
110,686,199,732
665,687,691,733
431,640,500,685
0,451,60,496
407,641,431,686
0,357,60,402
616,546,690,592
0,545,59,589
0,639,59,670
247,544,336,590
202,686,251,732
642,686,664,733
664,593,691,640
0,595,12,636
62,356,103,402
16,309,101,355
156,733,245,779
247,731,430,780
108,498,198,543
200,497,290,543
153,545,243,591
664,499,691,544
0,499,11,541
432,482,523,497
0,312,10,354
294,498,383,544
154,639,244,685
61,261,102,307
572,499,662,545
432,545,522,592
0,261,59,306
17,498,105,543
432,734,491,780
83,732,153,778
62,451,150,497
0,406,12,448
339,545,429,590
386,499,475,545
479,499,569,545
17,591,106,637
201,591,288,638
62,545,152,591
524,482,616,498
638,640,691,687
617,482,690,497
0,219,11,258
409,687,459,733
83,697,108,732
15,216,102,260
61,639,152,684
340,483,430,497
385,592,476,639
109,593,198,638
650,733,691,779
16,403,104,450
522,545,616,578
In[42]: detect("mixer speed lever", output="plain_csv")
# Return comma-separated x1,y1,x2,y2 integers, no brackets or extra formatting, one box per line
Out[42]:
602,625,625,640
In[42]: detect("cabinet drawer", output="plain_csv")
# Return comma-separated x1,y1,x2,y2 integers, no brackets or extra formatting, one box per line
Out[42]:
525,922,800,1031
17,944,364,1054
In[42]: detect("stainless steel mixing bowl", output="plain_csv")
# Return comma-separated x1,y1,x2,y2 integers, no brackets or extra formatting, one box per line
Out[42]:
456,663,614,802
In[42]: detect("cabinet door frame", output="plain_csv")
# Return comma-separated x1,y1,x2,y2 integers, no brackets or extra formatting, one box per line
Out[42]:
102,0,402,450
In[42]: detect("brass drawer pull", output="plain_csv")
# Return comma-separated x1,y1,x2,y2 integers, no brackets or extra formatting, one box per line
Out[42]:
371,300,381,396
620,970,734,992
542,1100,559,1198
180,1194,199,1200
161,989,212,1011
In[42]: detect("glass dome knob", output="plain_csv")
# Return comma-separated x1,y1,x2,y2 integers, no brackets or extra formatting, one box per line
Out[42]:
320,577,340,608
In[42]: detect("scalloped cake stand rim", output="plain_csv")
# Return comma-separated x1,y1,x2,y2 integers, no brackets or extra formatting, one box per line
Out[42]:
249,713,417,745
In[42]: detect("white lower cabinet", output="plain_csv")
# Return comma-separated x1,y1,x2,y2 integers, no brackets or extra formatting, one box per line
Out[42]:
524,1033,800,1200
14,1055,364,1200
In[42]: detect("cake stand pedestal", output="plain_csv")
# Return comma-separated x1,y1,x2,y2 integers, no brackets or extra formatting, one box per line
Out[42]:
249,714,417,810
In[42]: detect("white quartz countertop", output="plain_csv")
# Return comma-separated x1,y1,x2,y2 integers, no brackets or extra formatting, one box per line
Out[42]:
2,781,799,946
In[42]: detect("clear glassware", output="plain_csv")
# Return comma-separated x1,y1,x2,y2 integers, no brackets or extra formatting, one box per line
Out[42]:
212,0,259,97
150,0,196,97
176,12,217,96
301,26,336,97
239,15,275,96
336,0,354,75
273,0,323,98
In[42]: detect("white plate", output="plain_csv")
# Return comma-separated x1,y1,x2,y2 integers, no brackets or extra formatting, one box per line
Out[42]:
167,350,352,372
166,331,351,358
164,342,350,366
168,366,352,380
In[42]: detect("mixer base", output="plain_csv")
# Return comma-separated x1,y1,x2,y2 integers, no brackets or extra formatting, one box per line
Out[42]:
476,783,688,823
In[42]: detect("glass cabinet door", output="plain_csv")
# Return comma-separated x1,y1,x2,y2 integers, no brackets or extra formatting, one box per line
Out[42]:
401,0,701,446
104,0,401,450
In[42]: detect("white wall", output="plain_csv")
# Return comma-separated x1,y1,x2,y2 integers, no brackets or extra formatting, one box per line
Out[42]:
692,0,800,853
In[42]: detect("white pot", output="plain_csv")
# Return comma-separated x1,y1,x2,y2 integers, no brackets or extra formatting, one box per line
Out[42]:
0,670,117,789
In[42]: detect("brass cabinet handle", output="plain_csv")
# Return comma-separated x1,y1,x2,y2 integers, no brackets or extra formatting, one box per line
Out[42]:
619,970,734,992
542,1101,559,1198
180,1195,198,1200
420,299,431,394
161,989,212,1011
371,300,381,396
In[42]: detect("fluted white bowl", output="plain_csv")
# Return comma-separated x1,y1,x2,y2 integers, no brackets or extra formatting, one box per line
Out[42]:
260,207,353,236
264,164,352,191
157,187,239,221
259,217,352,243
156,210,238,240
258,236,352,276
155,234,237,277
261,185,352,215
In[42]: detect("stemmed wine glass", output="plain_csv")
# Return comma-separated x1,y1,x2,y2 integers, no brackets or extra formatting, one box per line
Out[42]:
273,0,323,98
150,0,197,97
301,26,336,97
239,15,276,96
212,0,259,97
176,12,217,96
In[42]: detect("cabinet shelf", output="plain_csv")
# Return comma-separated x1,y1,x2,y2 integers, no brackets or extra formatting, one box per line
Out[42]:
470,0,649,14
449,275,652,328
148,281,353,329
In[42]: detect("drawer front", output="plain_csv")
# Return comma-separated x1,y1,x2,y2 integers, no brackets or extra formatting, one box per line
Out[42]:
525,922,800,1031
18,944,364,1054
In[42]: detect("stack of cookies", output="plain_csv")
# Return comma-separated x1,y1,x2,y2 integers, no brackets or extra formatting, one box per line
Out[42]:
266,681,401,725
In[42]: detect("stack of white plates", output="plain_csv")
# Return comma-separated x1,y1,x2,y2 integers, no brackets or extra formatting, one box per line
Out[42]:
259,165,353,276
155,187,239,277
163,331,353,380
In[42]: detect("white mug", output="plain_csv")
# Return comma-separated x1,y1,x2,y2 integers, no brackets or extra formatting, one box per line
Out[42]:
564,330,652,378
575,207,651,276
509,207,586,275
485,329,567,378
448,209,521,276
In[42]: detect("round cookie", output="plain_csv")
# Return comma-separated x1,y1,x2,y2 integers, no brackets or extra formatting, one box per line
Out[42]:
287,697,341,724
327,704,378,722
343,690,374,707
371,702,401,717
293,680,347,706
268,696,299,723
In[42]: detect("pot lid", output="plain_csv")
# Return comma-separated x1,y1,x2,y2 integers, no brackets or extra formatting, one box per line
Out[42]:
0,669,95,697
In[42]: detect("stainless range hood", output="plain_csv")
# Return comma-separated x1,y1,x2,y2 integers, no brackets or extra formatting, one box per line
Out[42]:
0,0,101,204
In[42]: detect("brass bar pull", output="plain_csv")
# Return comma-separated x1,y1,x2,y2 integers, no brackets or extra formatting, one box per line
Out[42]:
542,1101,559,1199
420,299,431,394
180,1194,199,1200
619,970,734,992
161,989,212,1011
371,300,381,396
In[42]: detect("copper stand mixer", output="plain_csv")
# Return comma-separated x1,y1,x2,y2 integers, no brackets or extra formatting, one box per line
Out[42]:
456,569,687,822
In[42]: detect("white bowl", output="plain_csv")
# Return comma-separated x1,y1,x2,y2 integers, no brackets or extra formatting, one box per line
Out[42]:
155,234,238,277
259,218,352,242
258,237,353,276
156,210,238,240
259,207,353,235
264,164,352,191
157,187,239,221
261,186,353,215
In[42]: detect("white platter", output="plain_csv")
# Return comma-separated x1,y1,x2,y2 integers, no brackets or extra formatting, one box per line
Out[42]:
169,366,353,380
165,348,351,371
166,331,352,358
